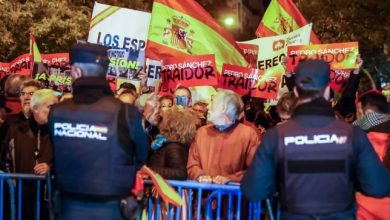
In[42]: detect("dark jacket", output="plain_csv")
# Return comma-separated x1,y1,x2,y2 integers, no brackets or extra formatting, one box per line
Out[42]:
49,77,148,197
147,142,189,180
1,116,52,173
241,98,390,219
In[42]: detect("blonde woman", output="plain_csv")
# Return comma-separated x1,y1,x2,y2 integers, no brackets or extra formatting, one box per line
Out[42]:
147,106,197,180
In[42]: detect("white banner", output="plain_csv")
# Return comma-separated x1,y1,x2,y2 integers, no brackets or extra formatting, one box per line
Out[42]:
239,23,312,71
88,2,151,79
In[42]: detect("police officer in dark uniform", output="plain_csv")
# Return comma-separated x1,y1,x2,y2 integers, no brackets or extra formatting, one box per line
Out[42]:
241,60,390,219
48,43,148,220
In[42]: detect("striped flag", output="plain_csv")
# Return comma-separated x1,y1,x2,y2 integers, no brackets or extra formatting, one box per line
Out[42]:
141,166,183,206
256,0,320,44
146,0,248,72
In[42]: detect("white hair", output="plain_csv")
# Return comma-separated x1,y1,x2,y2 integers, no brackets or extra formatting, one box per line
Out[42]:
30,89,58,109
214,89,243,121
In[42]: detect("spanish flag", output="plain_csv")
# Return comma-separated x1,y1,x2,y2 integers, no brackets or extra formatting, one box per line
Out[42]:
146,0,248,72
256,0,320,44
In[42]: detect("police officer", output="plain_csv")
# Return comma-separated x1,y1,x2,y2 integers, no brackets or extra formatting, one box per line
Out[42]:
48,43,148,220
241,60,390,219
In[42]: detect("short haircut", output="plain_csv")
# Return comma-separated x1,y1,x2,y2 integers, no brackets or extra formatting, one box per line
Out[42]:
192,101,208,108
295,85,325,100
20,79,43,92
358,91,388,113
30,89,58,109
175,86,192,97
214,89,243,121
4,74,28,97
73,62,108,78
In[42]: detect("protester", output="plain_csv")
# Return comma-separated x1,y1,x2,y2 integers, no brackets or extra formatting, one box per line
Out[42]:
1,88,58,220
187,89,259,184
174,86,192,108
191,101,208,127
147,106,197,180
275,92,297,124
135,92,161,140
118,89,138,104
241,60,390,219
0,79,42,152
159,95,173,114
48,43,148,220
3,74,27,115
353,90,390,220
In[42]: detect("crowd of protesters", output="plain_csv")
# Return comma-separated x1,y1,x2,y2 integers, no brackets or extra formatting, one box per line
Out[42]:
0,44,390,219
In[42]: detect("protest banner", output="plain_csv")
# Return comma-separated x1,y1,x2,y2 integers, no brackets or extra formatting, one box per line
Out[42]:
219,64,258,96
107,48,145,79
218,64,283,99
287,42,359,71
237,43,259,68
329,69,350,92
32,53,72,93
240,23,312,71
159,54,217,94
9,54,31,76
88,2,151,79
145,58,162,87
251,66,284,99
0,63,10,78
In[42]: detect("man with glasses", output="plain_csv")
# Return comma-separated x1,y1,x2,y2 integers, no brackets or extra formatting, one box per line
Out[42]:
0,79,42,154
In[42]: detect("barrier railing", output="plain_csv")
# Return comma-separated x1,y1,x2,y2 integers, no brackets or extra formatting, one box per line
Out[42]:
0,173,277,220
0,172,52,220
144,180,276,220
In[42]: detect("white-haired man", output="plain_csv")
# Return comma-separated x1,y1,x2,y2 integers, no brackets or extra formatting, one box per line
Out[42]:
1,88,58,219
187,89,260,184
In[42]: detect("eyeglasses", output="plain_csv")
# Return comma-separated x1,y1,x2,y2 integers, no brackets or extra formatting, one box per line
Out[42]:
20,91,34,97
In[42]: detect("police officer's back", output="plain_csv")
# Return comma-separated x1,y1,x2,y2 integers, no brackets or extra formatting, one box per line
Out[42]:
241,60,390,219
48,44,148,220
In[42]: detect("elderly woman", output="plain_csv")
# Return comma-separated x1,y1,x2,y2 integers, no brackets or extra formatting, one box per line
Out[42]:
1,89,58,220
147,106,197,180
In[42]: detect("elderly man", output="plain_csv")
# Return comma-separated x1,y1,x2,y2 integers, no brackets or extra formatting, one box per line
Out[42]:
187,89,259,184
1,88,58,220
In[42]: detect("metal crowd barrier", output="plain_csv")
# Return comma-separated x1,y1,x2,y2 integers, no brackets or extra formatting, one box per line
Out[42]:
0,172,52,220
144,180,277,220
0,173,278,220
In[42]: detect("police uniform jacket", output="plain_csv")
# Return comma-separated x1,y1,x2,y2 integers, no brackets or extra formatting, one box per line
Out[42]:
241,98,390,219
49,77,148,198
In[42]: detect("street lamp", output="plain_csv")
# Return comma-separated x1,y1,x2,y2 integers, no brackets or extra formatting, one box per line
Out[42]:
224,16,235,27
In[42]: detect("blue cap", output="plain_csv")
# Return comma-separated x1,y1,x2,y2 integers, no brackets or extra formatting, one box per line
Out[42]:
294,59,330,89
70,43,109,66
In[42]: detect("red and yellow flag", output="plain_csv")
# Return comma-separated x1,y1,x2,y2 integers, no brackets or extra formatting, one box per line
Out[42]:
146,0,248,72
256,0,320,44
141,166,183,207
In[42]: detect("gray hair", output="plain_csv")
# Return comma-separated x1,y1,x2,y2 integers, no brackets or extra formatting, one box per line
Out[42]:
135,93,159,112
214,89,243,121
30,89,58,109
72,62,107,78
